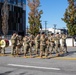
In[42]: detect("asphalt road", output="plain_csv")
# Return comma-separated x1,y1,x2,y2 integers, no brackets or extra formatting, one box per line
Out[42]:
0,47,76,75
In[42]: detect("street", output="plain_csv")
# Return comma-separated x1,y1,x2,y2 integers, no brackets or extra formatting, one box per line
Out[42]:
0,47,76,75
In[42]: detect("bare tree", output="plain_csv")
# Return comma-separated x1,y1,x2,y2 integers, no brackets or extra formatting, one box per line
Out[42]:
1,0,9,38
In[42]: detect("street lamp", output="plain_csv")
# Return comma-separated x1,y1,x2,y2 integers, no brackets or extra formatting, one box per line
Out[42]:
44,21,47,34
53,24,56,34
26,25,28,35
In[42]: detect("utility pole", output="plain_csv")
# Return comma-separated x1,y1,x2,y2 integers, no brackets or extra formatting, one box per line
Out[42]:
44,21,47,34
53,24,56,34
26,25,28,35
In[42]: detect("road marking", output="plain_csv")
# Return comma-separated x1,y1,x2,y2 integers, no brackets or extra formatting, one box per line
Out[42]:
8,64,60,71
54,57,76,60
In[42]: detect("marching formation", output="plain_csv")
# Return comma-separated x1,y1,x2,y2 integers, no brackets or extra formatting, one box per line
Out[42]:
0,32,68,58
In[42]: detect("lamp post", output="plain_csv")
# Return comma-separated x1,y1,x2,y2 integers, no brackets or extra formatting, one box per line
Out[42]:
26,25,28,35
44,21,47,34
53,24,56,34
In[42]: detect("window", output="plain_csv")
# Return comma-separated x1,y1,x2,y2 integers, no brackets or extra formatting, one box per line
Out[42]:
0,0,4,2
23,0,26,4
10,0,14,4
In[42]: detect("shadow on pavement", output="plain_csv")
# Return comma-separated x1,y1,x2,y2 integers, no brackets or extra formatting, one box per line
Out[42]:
60,51,76,57
0,71,13,75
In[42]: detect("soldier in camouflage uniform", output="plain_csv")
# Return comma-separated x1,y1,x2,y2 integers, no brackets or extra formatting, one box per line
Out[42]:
40,32,48,58
29,34,35,53
16,35,23,55
61,33,68,53
35,32,40,55
49,33,55,55
23,35,32,57
11,32,18,55
0,35,5,55
54,32,62,56
0,35,2,54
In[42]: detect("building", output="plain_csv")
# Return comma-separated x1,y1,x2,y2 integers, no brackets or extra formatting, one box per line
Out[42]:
0,0,26,35
40,28,68,35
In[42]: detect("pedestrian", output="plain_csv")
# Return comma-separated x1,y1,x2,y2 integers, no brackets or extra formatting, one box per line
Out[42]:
40,32,48,58
11,32,18,55
61,33,68,53
54,32,62,56
49,33,55,57
35,32,40,56
23,35,32,57
0,34,5,55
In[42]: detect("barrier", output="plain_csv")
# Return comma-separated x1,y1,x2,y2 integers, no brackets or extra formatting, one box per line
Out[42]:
8,38,75,47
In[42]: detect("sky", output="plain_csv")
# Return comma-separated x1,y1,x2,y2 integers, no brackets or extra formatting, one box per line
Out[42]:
26,0,68,29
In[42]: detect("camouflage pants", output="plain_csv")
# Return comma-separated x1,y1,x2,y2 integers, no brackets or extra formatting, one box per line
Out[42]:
40,45,48,57
16,44,22,55
55,43,62,53
50,42,55,53
35,43,40,54
24,45,32,56
0,47,5,54
62,43,67,53
11,45,16,55
0,47,2,53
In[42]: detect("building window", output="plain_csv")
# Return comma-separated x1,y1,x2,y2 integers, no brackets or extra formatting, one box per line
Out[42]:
10,0,14,4
23,0,26,4
0,0,4,2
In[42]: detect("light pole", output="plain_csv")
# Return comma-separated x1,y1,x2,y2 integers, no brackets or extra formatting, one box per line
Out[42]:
26,25,28,35
53,24,56,34
44,21,47,34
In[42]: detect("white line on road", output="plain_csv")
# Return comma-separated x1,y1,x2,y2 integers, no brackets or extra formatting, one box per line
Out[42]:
8,64,60,71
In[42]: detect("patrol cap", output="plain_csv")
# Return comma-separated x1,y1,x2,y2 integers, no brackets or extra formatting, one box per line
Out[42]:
13,31,17,34
56,32,59,34
51,33,53,35
61,32,65,34
42,32,45,34
38,32,40,34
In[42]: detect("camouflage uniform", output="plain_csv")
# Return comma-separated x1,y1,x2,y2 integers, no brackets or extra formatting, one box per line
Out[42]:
40,33,48,58
16,35,23,55
49,33,55,54
54,33,62,55
61,33,68,53
0,35,5,54
29,34,35,53
35,33,40,55
11,33,17,55
0,35,2,53
23,36,32,56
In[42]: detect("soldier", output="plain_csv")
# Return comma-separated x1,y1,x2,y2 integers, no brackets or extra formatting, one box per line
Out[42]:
61,33,68,53
35,32,40,55
49,33,55,56
29,34,35,53
16,35,23,55
11,32,18,55
0,35,2,54
40,32,48,58
54,32,62,56
23,35,32,57
0,35,5,55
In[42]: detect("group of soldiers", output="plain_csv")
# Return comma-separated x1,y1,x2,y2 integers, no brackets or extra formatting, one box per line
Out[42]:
10,32,68,58
0,35,5,54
